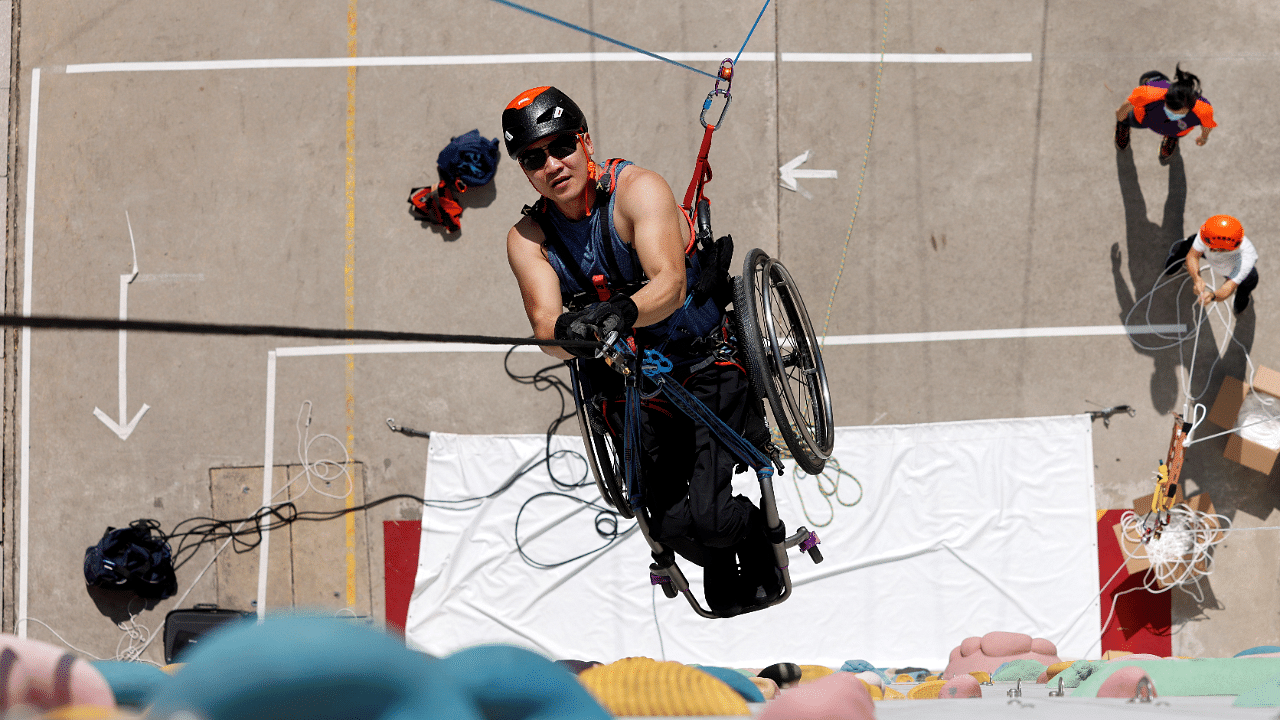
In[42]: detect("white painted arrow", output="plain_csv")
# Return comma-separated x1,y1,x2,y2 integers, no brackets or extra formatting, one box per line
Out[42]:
93,212,150,439
779,150,838,200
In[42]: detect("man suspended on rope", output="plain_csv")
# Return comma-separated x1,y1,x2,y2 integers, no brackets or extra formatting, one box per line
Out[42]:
1164,214,1259,315
502,86,781,614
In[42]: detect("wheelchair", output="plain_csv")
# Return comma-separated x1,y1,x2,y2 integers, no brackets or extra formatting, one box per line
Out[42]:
568,214,836,618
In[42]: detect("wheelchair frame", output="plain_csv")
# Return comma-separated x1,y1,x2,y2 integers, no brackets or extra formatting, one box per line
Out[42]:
569,242,835,619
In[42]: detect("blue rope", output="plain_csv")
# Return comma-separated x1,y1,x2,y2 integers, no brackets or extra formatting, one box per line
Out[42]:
624,382,645,510
640,351,773,473
488,0,717,80
734,0,772,65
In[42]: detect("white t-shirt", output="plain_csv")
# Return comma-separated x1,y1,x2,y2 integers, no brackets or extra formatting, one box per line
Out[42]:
1192,231,1258,284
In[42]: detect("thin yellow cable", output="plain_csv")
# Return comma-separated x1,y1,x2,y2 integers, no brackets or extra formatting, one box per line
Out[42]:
343,0,359,610
820,0,889,343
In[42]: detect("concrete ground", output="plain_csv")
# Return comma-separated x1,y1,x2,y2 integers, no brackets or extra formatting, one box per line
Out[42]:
2,0,1279,669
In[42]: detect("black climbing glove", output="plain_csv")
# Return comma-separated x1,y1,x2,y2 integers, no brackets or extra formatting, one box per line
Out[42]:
553,295,639,358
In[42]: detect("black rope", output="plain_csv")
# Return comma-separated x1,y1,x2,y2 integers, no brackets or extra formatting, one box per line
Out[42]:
162,351,629,571
0,313,598,351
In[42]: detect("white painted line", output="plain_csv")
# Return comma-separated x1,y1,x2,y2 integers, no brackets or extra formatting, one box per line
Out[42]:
93,214,150,440
17,67,39,637
822,324,1186,346
135,273,205,284
274,342,543,357
783,52,1033,63
252,319,1177,604
64,51,1031,74
263,325,1186,360
258,350,277,620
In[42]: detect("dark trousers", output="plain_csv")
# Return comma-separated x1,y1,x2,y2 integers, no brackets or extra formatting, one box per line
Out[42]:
586,359,777,610
1165,235,1259,314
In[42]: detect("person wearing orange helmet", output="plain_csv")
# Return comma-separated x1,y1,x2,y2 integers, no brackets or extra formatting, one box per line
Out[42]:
1164,214,1258,314
502,86,782,614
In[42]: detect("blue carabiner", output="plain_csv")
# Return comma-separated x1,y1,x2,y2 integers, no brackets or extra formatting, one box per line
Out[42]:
641,349,674,377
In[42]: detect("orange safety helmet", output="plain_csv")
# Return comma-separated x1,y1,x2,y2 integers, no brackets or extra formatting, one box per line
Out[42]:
1200,214,1243,251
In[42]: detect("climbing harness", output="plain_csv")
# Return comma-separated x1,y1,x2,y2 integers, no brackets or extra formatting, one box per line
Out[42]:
409,129,502,233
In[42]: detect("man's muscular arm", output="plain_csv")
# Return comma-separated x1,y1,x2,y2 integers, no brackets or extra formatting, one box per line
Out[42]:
612,167,689,327
507,217,574,360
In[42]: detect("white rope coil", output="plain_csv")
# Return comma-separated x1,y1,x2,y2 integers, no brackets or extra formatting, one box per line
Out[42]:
1118,504,1230,603
1237,392,1280,451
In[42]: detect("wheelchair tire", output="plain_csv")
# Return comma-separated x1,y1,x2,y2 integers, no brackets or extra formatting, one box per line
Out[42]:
733,249,834,475
570,362,634,519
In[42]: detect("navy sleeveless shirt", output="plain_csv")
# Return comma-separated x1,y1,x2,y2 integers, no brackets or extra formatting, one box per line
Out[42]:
532,159,722,351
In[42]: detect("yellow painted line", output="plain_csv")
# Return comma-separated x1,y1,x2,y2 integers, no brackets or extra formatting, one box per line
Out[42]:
344,0,358,610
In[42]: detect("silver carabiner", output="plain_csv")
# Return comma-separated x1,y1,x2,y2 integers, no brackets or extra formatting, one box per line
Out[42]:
700,90,733,129
699,58,735,129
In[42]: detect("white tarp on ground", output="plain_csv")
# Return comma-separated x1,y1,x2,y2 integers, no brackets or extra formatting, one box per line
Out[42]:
405,415,1099,669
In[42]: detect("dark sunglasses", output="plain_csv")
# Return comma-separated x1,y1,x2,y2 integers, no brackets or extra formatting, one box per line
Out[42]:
518,134,581,171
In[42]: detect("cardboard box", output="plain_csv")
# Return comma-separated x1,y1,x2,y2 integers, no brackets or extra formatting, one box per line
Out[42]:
1207,369,1280,475
1114,493,1221,589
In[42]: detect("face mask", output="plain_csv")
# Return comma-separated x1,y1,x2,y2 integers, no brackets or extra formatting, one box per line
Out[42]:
1164,107,1188,121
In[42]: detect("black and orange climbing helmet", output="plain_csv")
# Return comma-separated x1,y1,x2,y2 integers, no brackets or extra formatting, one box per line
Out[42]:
501,86,588,159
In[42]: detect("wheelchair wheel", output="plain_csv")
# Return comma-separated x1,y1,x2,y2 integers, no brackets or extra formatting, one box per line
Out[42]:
570,362,634,519
733,248,834,474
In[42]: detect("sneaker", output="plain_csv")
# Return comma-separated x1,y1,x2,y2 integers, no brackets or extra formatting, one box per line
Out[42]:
1159,135,1178,162
1115,121,1130,150
1138,70,1169,87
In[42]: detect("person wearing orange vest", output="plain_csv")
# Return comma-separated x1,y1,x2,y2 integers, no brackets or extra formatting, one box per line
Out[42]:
1164,215,1258,315
1115,65,1215,162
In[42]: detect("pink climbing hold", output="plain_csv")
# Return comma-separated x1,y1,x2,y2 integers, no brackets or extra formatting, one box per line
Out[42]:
1097,666,1157,699
758,671,876,720
939,674,982,699
942,631,1061,679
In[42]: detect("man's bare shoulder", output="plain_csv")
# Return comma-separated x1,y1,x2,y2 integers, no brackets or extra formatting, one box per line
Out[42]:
613,163,672,196
508,214,545,245
507,214,548,262
612,163,679,217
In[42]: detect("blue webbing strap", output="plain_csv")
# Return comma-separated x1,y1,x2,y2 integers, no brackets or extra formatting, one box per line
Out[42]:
623,381,645,510
641,350,774,475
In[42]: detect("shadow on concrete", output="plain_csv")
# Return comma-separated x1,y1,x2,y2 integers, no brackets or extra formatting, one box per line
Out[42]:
1170,569,1224,630
1111,145,1191,415
86,584,162,625
1112,146,1273,625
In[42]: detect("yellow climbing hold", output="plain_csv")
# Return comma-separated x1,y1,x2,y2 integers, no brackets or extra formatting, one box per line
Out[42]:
968,671,991,684
923,674,939,681
579,657,750,716
894,673,916,683
798,665,835,684
1043,660,1074,682
907,679,947,699
41,707,137,720
858,679,884,700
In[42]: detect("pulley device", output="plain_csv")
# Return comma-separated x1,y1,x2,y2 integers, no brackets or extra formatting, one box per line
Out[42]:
1140,414,1192,542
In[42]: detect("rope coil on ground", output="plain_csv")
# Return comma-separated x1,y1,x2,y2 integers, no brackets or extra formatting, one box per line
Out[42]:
1118,505,1230,603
